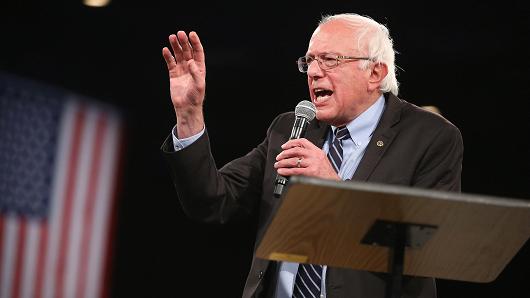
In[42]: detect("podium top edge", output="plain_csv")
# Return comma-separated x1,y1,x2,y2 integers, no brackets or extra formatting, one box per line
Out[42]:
287,176,530,208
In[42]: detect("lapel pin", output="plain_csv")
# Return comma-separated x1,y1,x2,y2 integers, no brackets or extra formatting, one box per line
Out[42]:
376,140,384,147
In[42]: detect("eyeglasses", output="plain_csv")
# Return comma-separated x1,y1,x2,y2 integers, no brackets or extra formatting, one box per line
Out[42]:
296,54,373,73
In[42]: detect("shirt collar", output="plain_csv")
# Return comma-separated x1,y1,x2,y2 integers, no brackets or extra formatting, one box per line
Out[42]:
331,95,386,146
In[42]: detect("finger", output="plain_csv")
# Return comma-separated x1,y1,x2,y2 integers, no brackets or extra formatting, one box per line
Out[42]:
274,157,303,169
189,31,205,63
177,31,193,60
276,146,304,161
188,61,205,83
277,167,305,177
162,47,177,70
281,139,302,150
281,138,314,150
169,34,184,62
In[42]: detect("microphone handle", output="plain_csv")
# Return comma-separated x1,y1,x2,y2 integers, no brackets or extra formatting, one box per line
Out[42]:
289,116,309,141
273,116,310,198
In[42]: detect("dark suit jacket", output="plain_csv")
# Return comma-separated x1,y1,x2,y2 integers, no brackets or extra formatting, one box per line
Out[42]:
161,93,463,298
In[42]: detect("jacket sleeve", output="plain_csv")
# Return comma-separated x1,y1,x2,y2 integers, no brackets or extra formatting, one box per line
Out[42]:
160,115,281,223
412,123,464,191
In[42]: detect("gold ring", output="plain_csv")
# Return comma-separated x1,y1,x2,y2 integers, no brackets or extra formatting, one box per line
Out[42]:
296,157,302,168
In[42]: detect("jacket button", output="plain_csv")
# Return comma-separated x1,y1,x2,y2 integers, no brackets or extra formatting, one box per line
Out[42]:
258,271,264,279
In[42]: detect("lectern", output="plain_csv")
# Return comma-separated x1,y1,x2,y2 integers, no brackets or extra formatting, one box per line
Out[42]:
256,176,530,298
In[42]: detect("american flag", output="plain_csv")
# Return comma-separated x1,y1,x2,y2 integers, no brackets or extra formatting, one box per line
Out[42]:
0,73,123,298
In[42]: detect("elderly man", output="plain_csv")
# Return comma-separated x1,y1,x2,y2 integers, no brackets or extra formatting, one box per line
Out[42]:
161,13,463,298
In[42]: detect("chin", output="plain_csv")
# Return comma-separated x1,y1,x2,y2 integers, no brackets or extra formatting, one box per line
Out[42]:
315,110,332,124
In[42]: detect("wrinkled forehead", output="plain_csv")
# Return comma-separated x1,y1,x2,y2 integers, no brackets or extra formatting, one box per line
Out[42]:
307,20,364,55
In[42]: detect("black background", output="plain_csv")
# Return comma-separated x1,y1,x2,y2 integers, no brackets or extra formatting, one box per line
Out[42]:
1,0,529,297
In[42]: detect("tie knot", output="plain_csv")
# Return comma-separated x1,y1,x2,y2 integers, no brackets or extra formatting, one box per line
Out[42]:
335,126,350,141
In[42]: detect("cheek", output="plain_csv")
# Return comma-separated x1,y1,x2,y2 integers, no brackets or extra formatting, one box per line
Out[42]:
336,77,360,98
331,80,352,104
307,77,313,95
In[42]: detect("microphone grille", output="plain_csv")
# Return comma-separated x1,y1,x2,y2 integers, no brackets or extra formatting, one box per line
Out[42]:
295,100,316,121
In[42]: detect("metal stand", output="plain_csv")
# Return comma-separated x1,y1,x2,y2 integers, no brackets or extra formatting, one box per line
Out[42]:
361,220,438,298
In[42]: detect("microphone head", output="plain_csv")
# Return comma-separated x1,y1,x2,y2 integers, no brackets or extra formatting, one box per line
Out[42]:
295,100,316,121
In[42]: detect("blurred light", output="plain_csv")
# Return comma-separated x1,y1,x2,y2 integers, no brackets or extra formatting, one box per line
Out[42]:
421,105,442,115
83,0,111,7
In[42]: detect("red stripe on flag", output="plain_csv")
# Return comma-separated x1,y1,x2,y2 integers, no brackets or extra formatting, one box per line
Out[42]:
12,218,27,298
76,115,106,298
100,121,125,298
0,216,5,287
55,106,86,298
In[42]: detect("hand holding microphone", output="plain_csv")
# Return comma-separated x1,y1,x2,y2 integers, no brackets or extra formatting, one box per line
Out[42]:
273,100,344,197
273,100,316,197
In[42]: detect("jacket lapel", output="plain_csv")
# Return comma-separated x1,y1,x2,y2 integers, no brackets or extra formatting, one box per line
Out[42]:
352,93,403,181
305,118,329,149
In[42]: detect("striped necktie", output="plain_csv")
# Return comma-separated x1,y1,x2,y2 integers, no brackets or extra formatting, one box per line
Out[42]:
327,126,350,173
292,126,350,298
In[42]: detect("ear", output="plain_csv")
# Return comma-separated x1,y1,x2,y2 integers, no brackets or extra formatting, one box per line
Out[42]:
367,62,388,92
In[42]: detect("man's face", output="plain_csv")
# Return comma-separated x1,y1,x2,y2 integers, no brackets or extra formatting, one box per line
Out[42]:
306,21,374,127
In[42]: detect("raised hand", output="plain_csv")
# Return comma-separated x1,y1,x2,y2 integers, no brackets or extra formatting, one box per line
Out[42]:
162,31,206,138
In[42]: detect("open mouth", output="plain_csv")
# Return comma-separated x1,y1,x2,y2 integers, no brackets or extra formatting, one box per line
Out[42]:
313,88,333,103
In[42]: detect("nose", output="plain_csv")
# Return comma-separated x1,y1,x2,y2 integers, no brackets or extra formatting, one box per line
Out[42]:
306,59,324,79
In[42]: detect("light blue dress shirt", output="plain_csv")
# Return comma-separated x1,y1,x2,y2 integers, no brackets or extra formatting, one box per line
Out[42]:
171,95,386,297
171,126,205,151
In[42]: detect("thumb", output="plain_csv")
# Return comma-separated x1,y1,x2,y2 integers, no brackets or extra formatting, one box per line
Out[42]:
188,60,204,82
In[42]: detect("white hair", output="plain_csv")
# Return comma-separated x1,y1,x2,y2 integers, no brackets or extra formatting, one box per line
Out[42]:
319,13,399,95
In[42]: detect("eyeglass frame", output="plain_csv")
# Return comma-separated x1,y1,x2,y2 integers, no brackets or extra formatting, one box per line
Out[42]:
296,54,374,73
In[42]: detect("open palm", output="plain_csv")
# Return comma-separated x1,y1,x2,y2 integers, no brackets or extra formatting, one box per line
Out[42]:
162,31,206,111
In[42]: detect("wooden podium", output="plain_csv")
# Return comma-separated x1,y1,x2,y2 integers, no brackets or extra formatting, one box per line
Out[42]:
256,176,530,298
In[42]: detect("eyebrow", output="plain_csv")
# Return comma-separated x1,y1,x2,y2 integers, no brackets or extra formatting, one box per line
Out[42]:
304,52,340,57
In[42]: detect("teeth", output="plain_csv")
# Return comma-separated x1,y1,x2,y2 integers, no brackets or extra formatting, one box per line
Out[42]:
313,88,332,103
315,94,330,103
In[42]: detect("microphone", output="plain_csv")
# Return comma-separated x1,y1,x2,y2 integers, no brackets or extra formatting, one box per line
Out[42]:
273,100,317,198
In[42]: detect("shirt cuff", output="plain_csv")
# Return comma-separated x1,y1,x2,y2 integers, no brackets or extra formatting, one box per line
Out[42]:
171,125,205,151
